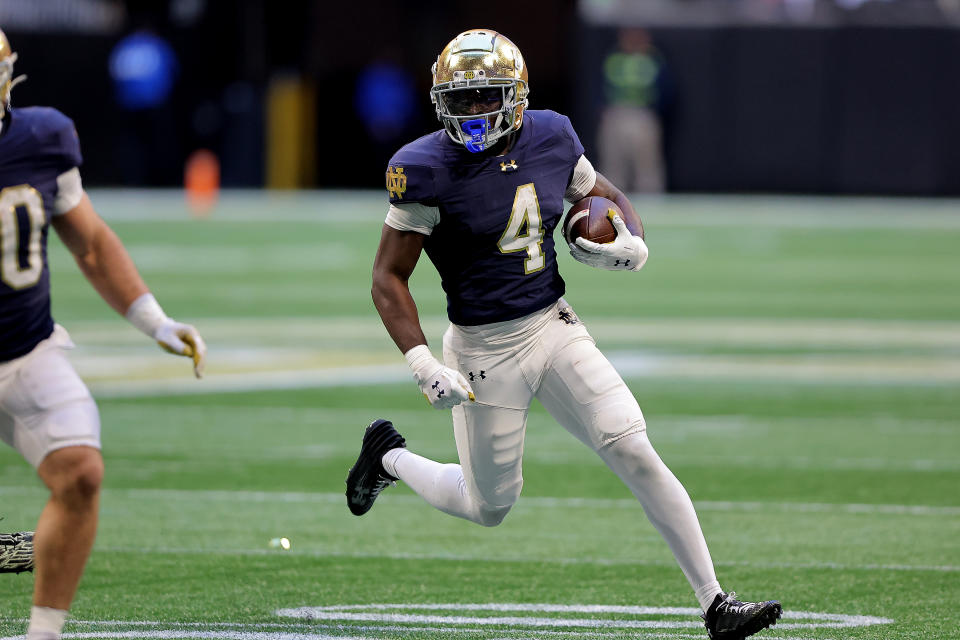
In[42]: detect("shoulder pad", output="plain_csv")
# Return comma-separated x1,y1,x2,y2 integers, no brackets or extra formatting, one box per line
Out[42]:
18,106,83,169
386,135,446,204
524,110,584,159
385,163,434,205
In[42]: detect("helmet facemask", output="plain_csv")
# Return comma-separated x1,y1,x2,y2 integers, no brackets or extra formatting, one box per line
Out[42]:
431,69,528,153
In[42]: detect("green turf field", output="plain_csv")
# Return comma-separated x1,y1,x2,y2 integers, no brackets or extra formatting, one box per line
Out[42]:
1,191,958,640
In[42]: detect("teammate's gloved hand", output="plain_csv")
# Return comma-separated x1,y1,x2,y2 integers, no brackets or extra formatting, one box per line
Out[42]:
125,293,207,378
155,320,207,378
404,344,475,410
569,213,649,272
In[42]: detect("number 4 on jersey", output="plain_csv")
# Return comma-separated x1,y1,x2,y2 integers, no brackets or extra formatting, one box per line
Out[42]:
497,182,545,274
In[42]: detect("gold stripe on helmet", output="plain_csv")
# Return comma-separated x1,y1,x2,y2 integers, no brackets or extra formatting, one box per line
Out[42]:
430,29,529,150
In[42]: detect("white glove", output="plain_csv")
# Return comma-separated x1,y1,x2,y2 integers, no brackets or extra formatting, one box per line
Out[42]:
569,213,649,272
125,293,207,378
155,320,207,378
404,344,475,410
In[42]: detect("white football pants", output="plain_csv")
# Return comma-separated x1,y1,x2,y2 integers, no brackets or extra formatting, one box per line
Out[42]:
0,325,101,468
389,299,720,599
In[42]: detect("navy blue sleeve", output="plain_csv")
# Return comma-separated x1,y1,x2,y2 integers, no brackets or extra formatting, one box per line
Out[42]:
385,158,435,206
34,107,83,171
558,113,585,161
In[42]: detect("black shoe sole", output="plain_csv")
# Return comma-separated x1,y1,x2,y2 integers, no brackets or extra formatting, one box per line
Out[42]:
706,600,782,640
345,419,406,516
732,602,783,640
0,531,34,574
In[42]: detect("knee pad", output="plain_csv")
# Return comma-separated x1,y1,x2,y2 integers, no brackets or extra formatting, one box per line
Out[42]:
476,503,512,527
599,429,666,480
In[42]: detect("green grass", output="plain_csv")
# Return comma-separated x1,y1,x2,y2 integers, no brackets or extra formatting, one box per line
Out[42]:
1,191,958,639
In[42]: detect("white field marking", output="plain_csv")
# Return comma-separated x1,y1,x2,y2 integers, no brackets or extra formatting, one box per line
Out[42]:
61,315,960,349
606,351,960,385
0,619,820,639
113,244,358,273
275,603,892,630
78,545,960,574
85,363,411,398
52,315,960,394
0,618,829,640
51,401,960,472
84,190,391,224
83,188,960,229
8,634,364,640
0,631,829,640
2,486,957,517
332,631,803,640
80,352,960,397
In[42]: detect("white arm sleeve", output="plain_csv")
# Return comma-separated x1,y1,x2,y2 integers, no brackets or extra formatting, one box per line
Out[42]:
384,202,440,235
53,167,84,215
564,155,597,202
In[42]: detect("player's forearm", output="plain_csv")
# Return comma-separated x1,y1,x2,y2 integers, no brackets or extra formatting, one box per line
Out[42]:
73,225,148,315
591,172,643,239
372,274,428,354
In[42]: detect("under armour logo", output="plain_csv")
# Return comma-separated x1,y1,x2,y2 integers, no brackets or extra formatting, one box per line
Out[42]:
351,487,369,503
468,370,486,382
558,308,579,325
500,159,518,172
614,259,630,267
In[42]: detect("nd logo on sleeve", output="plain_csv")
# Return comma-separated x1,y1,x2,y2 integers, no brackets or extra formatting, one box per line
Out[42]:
386,166,407,200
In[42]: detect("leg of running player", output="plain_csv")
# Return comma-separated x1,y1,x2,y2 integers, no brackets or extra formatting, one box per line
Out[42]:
385,402,527,527
1,340,104,640
535,322,723,612
382,329,533,527
33,446,103,609
26,445,103,639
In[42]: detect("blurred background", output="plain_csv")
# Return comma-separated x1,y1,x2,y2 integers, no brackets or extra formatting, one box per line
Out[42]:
5,0,960,195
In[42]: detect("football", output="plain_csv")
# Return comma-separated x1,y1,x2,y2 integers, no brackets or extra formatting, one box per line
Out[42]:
563,196,644,245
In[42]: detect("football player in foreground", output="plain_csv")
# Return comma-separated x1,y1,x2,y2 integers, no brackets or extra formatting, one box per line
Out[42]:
0,30,206,640
346,29,781,640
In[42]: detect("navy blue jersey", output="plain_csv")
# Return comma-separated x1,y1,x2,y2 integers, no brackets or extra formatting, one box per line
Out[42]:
0,107,83,361
386,110,583,325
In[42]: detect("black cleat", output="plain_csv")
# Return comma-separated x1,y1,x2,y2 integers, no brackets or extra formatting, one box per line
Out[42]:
0,531,34,574
703,592,782,640
345,419,406,516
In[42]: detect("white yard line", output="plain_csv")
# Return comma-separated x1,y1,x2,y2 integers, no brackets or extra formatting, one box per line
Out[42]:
0,631,828,640
1,486,956,517
60,315,960,348
0,599,890,639
84,545,959,574
85,364,411,397
77,353,960,397
84,188,960,229
43,315,960,394
0,619,788,639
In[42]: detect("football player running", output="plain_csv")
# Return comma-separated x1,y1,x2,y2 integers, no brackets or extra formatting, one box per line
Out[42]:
0,30,206,640
347,29,781,640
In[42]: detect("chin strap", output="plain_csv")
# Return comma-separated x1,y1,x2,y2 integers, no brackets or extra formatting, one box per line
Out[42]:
9,72,26,92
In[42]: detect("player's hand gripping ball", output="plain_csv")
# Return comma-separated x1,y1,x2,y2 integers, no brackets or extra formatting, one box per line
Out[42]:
564,196,648,271
563,196,643,244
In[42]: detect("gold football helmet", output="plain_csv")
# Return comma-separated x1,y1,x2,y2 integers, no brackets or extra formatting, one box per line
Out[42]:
430,29,529,153
0,29,25,119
